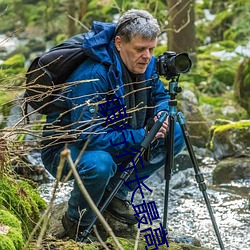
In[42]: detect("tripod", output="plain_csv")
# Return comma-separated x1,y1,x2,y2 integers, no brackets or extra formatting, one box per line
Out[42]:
163,77,225,250
81,110,168,240
82,77,225,250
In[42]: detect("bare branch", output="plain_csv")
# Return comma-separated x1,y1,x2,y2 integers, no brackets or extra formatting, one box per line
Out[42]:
162,0,193,34
68,14,90,32
62,148,124,250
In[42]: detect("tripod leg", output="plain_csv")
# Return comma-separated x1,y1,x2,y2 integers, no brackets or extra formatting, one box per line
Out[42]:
81,112,168,240
163,114,175,230
177,112,225,250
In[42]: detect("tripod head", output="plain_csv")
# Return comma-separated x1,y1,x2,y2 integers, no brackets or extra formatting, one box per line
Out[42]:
168,76,182,100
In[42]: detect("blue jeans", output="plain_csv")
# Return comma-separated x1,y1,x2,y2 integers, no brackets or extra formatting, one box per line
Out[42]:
41,122,185,226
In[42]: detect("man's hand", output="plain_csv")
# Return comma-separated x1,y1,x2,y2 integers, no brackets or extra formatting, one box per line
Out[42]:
154,111,169,139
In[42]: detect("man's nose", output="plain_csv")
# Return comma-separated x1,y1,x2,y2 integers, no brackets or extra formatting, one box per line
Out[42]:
142,49,151,59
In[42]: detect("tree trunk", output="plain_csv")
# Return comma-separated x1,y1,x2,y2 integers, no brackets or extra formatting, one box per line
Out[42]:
167,0,196,63
67,0,76,36
78,0,88,20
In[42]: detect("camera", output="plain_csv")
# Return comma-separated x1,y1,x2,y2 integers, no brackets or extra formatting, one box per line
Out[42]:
156,51,192,79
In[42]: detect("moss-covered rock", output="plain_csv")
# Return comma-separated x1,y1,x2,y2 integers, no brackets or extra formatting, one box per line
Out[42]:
0,235,16,250
0,54,26,86
199,92,248,122
0,209,24,250
213,157,250,184
0,174,47,240
209,120,250,160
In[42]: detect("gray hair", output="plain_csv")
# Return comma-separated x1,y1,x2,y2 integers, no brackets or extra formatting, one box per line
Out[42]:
115,9,160,43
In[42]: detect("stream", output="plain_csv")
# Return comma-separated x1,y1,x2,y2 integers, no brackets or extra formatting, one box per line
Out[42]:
38,155,250,250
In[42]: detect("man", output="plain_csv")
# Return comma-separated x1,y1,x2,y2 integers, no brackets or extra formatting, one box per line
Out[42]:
41,9,185,241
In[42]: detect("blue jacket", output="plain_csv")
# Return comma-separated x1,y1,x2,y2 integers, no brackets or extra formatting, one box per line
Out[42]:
44,21,170,155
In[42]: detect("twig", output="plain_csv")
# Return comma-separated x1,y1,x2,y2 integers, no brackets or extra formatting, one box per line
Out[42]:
68,14,89,31
134,227,140,250
93,225,109,250
22,154,65,249
61,148,124,250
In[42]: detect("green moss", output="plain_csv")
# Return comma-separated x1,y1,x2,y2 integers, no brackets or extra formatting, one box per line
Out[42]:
0,175,47,239
84,243,100,250
209,120,250,150
168,242,183,249
235,57,250,115
213,67,235,86
7,228,24,249
0,209,24,249
106,237,205,250
213,120,250,133
1,54,25,69
0,54,26,87
199,90,248,121
55,34,68,45
0,209,21,229
194,41,241,95
0,235,16,250
199,95,224,107
214,119,232,126
217,40,237,51
106,237,135,250
209,10,234,41
0,91,17,108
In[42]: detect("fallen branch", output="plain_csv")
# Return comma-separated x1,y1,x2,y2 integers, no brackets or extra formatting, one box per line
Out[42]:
22,153,66,249
61,148,124,250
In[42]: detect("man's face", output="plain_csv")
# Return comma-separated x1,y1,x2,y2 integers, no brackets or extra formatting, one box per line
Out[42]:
115,35,157,74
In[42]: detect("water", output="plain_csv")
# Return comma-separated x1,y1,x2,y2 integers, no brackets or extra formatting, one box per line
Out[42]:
142,158,250,250
38,157,250,250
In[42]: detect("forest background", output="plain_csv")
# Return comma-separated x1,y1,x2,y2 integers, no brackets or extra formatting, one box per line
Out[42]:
0,0,250,125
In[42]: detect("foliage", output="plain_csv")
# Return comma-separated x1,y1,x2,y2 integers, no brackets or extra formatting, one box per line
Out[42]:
1,54,25,68
234,57,250,115
213,67,235,86
199,90,248,122
0,0,249,48
190,38,242,95
197,0,250,46
0,54,26,88
0,0,249,121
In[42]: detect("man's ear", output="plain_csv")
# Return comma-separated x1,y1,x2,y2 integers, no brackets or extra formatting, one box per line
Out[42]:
115,36,122,51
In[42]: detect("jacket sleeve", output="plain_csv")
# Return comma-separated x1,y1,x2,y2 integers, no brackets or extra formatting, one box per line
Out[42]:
65,61,146,155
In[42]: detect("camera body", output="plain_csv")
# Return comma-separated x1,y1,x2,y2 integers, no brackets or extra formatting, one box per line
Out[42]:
156,51,192,79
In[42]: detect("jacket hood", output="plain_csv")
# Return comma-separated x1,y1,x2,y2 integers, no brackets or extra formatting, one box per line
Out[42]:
82,21,116,65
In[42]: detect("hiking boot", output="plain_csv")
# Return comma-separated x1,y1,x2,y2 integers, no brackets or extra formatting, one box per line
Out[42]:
61,213,97,242
104,196,138,225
